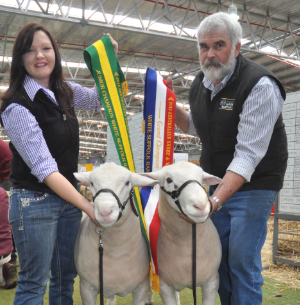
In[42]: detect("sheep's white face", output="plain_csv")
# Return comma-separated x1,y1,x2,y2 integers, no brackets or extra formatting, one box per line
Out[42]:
142,161,222,223
89,164,133,227
74,162,159,227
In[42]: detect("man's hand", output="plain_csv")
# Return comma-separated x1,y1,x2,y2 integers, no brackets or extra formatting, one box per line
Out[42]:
167,76,174,92
104,33,118,55
207,197,218,218
207,170,245,219
166,76,189,132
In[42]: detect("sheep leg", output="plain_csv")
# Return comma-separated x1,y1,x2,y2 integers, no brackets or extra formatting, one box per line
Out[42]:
159,280,180,305
132,276,151,305
175,291,180,304
145,280,153,305
201,272,219,305
79,278,98,305
106,295,116,305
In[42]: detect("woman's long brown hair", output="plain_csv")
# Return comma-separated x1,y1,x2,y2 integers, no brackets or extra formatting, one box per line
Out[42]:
0,22,74,125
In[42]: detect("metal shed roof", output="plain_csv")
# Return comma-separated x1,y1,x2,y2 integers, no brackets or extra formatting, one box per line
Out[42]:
0,0,300,157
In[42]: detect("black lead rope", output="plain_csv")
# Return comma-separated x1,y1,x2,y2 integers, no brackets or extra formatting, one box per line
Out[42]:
192,223,197,305
93,188,137,305
160,179,209,305
129,192,139,217
96,230,104,305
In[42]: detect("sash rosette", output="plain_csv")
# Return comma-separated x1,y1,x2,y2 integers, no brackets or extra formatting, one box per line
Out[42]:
83,35,150,263
140,67,176,292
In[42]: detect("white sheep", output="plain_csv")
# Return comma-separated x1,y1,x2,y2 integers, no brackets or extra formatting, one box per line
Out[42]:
143,161,222,305
74,162,158,305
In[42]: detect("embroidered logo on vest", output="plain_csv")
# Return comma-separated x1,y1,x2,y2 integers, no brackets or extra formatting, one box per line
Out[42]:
219,98,234,110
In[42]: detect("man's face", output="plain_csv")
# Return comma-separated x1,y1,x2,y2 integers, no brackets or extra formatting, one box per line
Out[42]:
198,30,240,85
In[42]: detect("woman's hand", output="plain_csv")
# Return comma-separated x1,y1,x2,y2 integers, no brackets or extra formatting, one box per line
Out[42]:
84,202,100,227
104,33,118,55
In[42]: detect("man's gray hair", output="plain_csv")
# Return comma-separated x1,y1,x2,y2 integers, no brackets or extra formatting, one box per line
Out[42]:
197,12,242,47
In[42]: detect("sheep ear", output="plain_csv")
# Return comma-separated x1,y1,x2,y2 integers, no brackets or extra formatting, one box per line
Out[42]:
202,171,222,185
131,172,159,187
73,172,91,185
139,170,164,185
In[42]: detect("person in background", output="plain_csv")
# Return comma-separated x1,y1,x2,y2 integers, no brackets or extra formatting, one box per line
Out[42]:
169,12,288,305
0,138,17,265
0,138,12,190
0,23,117,304
0,139,18,289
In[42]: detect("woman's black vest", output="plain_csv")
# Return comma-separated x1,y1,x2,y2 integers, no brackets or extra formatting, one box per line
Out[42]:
189,54,288,191
4,89,79,193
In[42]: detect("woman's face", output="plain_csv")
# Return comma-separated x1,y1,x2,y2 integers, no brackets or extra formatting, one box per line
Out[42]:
22,30,55,89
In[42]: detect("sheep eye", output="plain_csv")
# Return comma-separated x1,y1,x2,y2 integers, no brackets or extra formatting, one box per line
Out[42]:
125,181,130,186
166,177,173,184
90,182,93,187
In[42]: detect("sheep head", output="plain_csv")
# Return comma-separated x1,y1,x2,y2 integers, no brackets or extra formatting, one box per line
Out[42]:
74,162,158,227
141,161,222,223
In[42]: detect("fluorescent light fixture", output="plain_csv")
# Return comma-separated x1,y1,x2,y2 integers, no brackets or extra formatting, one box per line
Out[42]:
184,75,195,81
228,4,239,21
241,39,251,45
133,94,144,99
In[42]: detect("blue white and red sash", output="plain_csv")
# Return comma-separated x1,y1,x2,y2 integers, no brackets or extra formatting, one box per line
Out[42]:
140,67,176,292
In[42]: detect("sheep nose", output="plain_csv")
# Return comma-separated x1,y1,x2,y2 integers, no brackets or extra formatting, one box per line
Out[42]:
99,209,113,217
193,204,205,211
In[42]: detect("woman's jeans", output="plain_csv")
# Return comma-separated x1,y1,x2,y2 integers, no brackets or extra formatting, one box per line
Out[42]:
9,188,82,305
210,188,277,305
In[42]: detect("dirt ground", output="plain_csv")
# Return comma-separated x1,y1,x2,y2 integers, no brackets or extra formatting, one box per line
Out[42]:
261,217,300,289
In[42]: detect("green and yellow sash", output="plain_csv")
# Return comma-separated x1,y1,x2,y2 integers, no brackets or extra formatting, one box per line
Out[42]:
83,35,154,278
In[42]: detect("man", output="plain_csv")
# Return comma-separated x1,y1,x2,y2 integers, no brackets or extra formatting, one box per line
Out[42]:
169,12,288,305
0,138,18,289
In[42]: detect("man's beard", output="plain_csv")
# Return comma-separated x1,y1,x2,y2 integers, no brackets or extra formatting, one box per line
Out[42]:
200,50,236,83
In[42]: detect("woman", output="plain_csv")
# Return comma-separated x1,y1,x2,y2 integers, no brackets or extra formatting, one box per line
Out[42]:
0,23,117,304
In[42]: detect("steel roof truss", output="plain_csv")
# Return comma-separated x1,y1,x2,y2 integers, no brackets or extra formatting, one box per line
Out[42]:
258,17,268,51
146,0,159,31
74,54,83,78
133,55,145,84
51,0,65,17
0,42,11,69
1,24,9,73
25,0,32,12
288,23,300,58
163,0,177,36
123,55,133,79
66,0,73,18
268,17,280,54
15,0,24,11
111,0,121,25
61,53,74,78
95,0,108,24
243,9,258,51
191,0,201,23
179,0,191,37
280,22,289,55
131,0,145,30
